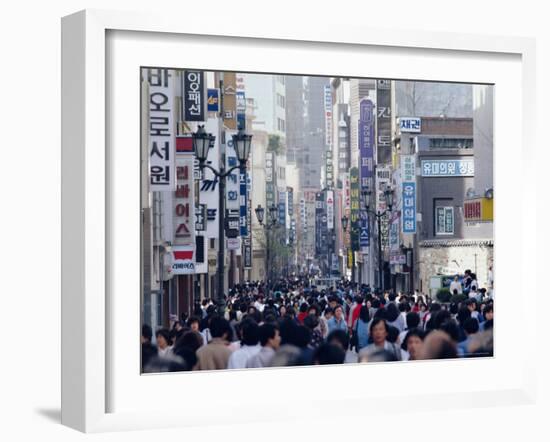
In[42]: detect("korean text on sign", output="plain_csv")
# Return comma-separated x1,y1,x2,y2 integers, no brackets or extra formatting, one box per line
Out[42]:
148,69,175,191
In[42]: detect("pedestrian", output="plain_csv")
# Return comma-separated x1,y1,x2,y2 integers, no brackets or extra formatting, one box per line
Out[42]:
246,323,280,368
352,305,370,352
401,329,425,361
227,318,261,369
195,317,234,370
358,318,402,362
327,305,348,334
155,328,173,359
450,275,463,295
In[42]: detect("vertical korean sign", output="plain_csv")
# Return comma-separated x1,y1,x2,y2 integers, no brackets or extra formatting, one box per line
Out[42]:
358,99,374,248
240,168,248,237
358,98,375,189
326,190,334,230
350,168,360,252
225,131,240,211
324,85,333,148
148,68,175,191
401,155,417,234
243,173,252,269
183,71,205,121
376,80,392,165
265,152,275,210
172,152,196,274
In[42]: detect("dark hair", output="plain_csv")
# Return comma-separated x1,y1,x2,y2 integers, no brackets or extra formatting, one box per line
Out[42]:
483,319,494,330
457,306,471,326
175,330,203,353
258,323,278,346
240,319,260,346
155,328,171,345
186,316,200,327
388,292,397,302
209,317,232,340
484,305,494,317
463,317,480,335
401,328,425,351
359,305,370,323
365,348,398,363
141,342,157,370
387,325,400,344
372,299,381,309
369,317,388,336
398,302,409,313
439,320,461,342
406,312,420,329
432,310,452,329
303,314,319,330
293,326,312,348
327,329,350,350
299,303,309,313
314,343,345,365
142,324,153,341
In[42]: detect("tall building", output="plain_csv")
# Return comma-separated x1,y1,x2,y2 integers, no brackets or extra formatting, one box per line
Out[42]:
285,75,305,166
302,76,330,189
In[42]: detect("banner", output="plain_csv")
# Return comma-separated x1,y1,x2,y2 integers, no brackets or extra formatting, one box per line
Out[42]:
358,98,375,189
326,190,334,230
402,155,417,234
174,155,195,248
147,68,175,191
350,167,360,251
376,80,392,164
402,182,417,234
207,88,220,112
359,211,369,247
199,118,220,238
236,91,246,130
224,130,240,211
376,167,392,212
324,85,333,148
240,169,248,236
183,71,205,121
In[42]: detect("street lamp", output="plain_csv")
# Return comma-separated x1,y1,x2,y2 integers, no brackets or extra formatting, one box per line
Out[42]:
194,125,253,315
255,204,278,292
341,215,349,232
363,185,394,291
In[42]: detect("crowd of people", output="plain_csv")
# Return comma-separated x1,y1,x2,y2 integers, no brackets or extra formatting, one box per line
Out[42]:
141,273,494,373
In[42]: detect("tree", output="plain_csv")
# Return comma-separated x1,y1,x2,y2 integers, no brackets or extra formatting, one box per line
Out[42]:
267,134,284,155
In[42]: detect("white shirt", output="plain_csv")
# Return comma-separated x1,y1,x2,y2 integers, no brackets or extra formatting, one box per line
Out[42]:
227,344,261,369
450,281,462,294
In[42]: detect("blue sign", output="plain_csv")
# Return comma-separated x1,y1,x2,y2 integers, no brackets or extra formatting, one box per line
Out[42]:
359,211,369,247
421,159,474,177
278,192,286,227
399,117,421,133
358,99,375,189
207,88,219,112
402,182,416,234
239,170,248,236
236,91,246,130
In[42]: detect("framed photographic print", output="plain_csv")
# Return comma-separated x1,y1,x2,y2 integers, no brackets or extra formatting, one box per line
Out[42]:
62,9,537,433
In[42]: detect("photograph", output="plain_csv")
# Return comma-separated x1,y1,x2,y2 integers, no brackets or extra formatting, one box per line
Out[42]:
140,68,494,373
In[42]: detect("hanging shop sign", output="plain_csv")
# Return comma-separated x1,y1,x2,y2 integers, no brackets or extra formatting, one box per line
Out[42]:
147,68,175,191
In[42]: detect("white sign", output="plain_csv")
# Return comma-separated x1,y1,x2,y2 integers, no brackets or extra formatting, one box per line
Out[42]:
376,166,391,212
326,190,334,230
399,117,421,133
390,255,407,265
401,155,416,182
224,130,240,210
172,245,195,275
199,118,220,238
265,152,273,182
148,68,175,191
227,237,241,251
421,159,474,177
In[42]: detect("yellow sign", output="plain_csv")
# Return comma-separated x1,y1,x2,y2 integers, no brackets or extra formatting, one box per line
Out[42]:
463,197,493,222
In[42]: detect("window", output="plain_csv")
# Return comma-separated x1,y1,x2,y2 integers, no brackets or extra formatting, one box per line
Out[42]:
339,140,348,148
429,138,473,149
277,117,286,132
277,94,286,109
435,205,454,235
339,152,347,159
339,129,347,137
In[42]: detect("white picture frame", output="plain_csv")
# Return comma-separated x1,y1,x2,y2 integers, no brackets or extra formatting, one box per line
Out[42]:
62,9,537,433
